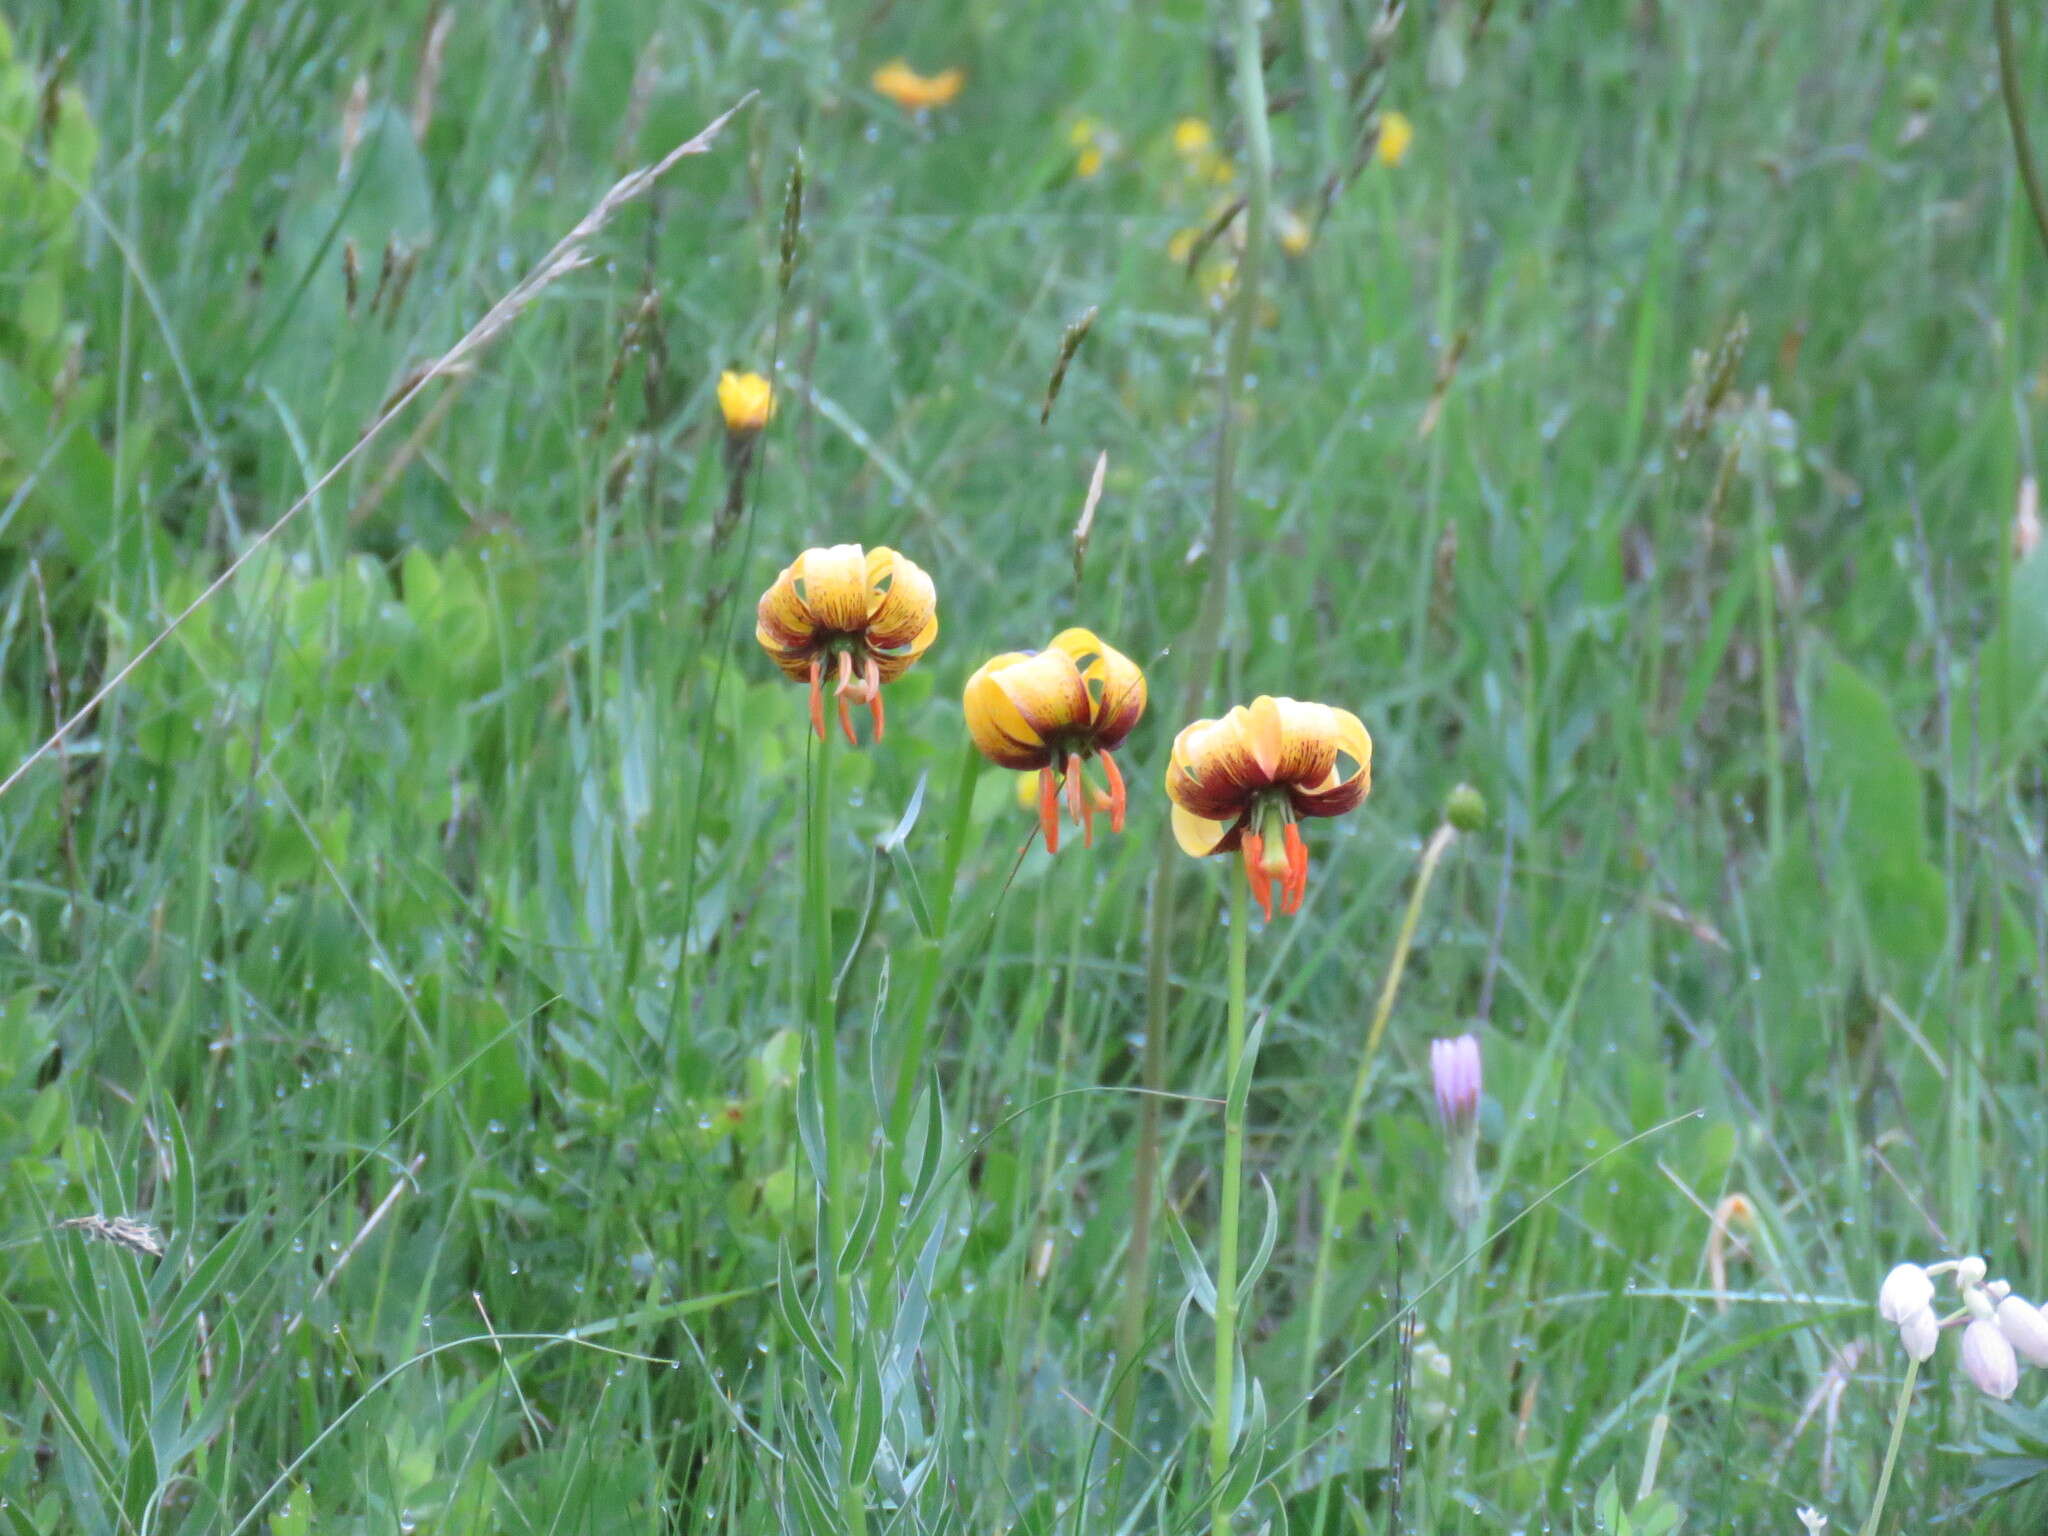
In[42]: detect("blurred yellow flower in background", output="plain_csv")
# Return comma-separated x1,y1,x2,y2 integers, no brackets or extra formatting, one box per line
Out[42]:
1068,115,1119,179
717,370,775,435
872,60,965,112
964,629,1146,853
756,545,938,744
1378,110,1414,166
1171,117,1212,157
1165,696,1373,920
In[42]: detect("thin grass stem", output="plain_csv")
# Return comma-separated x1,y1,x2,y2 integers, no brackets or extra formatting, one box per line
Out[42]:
1292,821,1457,1463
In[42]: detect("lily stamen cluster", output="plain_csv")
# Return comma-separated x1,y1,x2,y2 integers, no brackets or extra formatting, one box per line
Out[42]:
1165,696,1372,921
964,629,1145,853
756,544,939,746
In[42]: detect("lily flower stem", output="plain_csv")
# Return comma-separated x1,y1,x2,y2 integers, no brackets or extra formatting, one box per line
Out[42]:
1292,822,1457,1467
1209,873,1251,1536
807,728,868,1536
1110,0,1272,1493
1856,1357,1918,1536
885,738,982,1207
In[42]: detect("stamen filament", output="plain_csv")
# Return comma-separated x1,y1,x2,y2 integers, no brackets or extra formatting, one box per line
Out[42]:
806,657,826,742
1037,767,1061,855
1099,750,1127,832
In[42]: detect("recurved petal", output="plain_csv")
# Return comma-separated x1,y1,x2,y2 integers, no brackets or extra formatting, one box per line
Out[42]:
1163,717,1251,821
754,618,816,680
872,623,936,684
796,544,871,632
1051,628,1147,750
1171,803,1234,858
756,562,818,651
964,654,1055,769
1288,705,1373,819
866,547,938,651
1267,697,1344,787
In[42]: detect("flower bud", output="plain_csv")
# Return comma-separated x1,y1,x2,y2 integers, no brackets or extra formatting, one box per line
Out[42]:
1956,1255,1989,1292
1962,1317,2020,1399
1429,1034,1482,1135
1897,1304,1940,1362
1877,1263,1934,1324
1998,1294,2048,1368
717,370,776,436
1444,783,1487,833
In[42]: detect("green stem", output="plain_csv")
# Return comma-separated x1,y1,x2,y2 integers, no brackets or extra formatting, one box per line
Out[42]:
887,738,982,1168
1109,0,1272,1494
1292,822,1457,1466
1995,0,2048,265
1748,463,1785,861
807,728,867,1536
1209,874,1250,1536
1856,1357,1918,1536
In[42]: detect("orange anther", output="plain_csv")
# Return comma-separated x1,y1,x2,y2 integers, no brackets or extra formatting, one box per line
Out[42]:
1038,767,1061,855
806,657,826,741
1241,832,1274,922
1099,750,1127,832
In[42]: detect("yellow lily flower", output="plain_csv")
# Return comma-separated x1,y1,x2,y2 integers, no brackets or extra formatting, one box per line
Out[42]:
963,628,1146,853
717,370,775,434
872,60,965,112
756,544,938,745
1164,695,1372,920
1377,110,1414,167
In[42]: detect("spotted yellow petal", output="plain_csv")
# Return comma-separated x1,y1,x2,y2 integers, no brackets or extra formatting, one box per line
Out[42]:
865,547,938,652
796,544,870,632
755,562,818,677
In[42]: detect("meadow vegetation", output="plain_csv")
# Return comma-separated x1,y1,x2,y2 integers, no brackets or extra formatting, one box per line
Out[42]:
2,1,2047,1532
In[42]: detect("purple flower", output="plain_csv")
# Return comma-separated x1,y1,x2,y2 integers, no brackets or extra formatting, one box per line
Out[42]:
1429,1034,1482,1136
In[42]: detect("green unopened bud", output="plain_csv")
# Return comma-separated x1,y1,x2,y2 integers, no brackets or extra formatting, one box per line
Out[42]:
1903,72,1938,113
1445,782,1487,833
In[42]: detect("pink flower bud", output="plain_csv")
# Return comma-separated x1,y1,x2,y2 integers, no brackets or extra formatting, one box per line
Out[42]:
1897,1304,1940,1363
1962,1317,2020,1399
1877,1263,1934,1324
1998,1295,2048,1368
1429,1034,1482,1135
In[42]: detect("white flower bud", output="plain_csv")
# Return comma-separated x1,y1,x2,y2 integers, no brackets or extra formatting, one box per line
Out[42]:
1897,1304,1940,1362
1956,1255,1989,1291
1997,1295,2048,1368
1878,1263,1934,1323
1962,1317,2020,1399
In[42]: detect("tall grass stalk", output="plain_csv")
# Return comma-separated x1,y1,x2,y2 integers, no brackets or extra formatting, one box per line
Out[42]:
1208,873,1251,1536
1292,820,1457,1461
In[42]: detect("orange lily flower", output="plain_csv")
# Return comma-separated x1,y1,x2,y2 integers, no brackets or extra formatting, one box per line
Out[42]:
756,544,938,745
963,628,1146,852
872,60,965,112
1164,696,1372,920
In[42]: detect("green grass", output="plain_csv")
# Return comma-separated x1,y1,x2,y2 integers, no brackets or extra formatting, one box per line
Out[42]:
2,0,2047,1531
